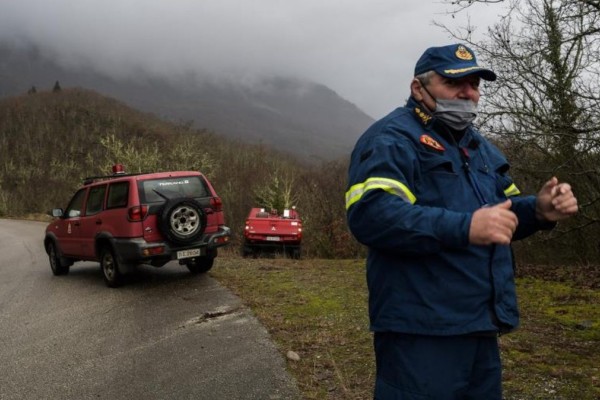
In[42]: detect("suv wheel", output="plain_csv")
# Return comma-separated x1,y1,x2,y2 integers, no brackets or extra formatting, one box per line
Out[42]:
186,256,215,274
100,247,123,288
48,242,70,276
159,198,207,245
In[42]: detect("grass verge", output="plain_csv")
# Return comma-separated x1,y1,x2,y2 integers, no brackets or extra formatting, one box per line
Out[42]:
211,256,600,399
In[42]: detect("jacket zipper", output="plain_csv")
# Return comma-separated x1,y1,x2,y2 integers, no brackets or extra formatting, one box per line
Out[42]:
459,147,488,206
457,143,501,331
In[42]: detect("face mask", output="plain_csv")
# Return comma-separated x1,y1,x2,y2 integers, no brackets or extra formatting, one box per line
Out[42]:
419,82,478,130
434,98,478,131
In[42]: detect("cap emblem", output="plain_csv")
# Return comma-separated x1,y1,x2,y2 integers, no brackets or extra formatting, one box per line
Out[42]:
455,45,473,61
420,134,445,151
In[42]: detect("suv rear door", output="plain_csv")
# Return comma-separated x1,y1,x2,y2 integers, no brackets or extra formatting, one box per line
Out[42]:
100,180,139,238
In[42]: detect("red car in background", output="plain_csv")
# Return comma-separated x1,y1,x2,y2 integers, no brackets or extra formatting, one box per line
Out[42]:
242,207,302,259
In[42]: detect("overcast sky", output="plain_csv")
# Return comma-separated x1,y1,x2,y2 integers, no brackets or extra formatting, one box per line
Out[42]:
0,0,503,118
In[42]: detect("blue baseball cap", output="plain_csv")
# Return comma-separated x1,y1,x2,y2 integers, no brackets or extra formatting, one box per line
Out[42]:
414,44,497,81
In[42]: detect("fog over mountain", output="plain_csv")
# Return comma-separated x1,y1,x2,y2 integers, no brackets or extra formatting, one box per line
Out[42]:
0,41,374,161
0,1,503,113
0,1,502,160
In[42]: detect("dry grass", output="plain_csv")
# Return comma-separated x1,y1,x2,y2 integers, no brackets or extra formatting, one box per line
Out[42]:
211,256,600,400
212,257,373,399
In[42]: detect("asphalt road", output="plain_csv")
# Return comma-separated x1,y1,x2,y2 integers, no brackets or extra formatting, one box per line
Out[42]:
0,219,300,400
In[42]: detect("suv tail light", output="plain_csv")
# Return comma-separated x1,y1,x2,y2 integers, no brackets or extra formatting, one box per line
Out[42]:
128,205,149,221
210,197,223,212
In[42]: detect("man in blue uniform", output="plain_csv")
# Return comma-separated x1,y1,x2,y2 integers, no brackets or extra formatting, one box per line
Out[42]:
345,44,579,399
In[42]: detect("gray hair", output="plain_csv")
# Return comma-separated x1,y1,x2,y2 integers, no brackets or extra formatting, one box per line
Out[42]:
415,71,435,86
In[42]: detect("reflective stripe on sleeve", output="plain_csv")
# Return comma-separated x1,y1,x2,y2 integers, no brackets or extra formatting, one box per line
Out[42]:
504,183,521,197
345,177,417,210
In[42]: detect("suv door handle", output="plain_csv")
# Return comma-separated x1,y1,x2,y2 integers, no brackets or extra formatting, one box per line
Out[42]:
96,219,102,225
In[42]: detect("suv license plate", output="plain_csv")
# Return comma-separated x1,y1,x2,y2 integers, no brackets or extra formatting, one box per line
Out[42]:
177,248,201,259
266,236,280,241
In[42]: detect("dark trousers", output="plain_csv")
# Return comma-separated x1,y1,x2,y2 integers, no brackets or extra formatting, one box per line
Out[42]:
373,332,502,400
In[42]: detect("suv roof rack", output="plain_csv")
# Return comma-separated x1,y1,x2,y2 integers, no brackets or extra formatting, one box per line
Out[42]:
83,172,145,185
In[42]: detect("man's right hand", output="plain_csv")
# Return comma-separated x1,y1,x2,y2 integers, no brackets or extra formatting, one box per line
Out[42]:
469,200,518,245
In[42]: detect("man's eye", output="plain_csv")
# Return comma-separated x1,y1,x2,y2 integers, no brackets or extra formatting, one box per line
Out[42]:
469,78,481,89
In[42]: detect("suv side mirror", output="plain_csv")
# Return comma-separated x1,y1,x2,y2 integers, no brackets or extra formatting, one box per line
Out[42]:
49,208,64,218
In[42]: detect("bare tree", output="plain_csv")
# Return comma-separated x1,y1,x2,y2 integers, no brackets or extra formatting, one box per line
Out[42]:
439,0,600,263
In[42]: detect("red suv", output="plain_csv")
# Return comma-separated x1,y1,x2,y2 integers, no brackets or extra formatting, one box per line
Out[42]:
44,165,230,287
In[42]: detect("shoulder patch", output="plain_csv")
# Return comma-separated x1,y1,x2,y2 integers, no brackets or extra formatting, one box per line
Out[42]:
420,134,445,151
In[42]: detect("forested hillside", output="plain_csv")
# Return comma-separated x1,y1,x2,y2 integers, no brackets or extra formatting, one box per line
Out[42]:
0,88,362,258
0,88,597,263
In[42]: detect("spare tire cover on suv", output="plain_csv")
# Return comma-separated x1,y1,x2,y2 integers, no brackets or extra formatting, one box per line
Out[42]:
159,198,207,245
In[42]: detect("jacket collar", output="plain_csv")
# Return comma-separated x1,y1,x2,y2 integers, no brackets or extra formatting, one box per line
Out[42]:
407,96,434,128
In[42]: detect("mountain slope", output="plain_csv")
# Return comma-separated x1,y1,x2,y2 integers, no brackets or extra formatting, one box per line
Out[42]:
0,42,374,161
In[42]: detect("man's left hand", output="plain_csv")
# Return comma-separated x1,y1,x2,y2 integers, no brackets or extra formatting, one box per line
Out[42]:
535,177,578,222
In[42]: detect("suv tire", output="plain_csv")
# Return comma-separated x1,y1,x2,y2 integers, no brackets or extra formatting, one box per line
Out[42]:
159,198,207,245
186,256,214,274
48,242,70,276
100,246,124,288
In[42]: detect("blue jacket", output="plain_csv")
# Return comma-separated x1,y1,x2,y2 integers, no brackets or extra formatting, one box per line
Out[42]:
345,97,554,335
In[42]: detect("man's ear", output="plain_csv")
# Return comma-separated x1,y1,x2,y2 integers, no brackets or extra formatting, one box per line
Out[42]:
411,78,423,101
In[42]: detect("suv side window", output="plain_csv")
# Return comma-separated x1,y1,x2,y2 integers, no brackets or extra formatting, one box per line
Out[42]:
86,185,107,216
65,189,87,218
107,181,129,209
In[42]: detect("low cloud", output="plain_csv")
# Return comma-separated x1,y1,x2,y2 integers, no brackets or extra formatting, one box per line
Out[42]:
0,0,500,117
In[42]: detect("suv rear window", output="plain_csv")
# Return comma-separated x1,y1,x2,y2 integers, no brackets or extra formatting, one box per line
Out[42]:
139,176,209,203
